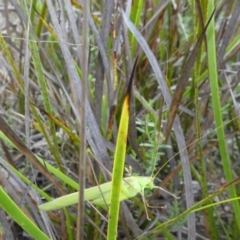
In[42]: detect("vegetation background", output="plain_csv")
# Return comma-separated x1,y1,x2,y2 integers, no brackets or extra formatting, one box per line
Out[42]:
0,0,240,239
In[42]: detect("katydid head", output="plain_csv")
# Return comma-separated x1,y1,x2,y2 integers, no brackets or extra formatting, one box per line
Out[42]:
132,176,179,221
137,176,155,190
137,176,180,199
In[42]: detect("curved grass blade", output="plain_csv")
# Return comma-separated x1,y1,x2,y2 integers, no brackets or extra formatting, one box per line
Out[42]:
0,187,50,240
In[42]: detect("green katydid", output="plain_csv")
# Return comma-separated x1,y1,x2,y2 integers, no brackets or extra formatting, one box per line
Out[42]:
38,112,240,219
39,57,179,218
39,175,179,212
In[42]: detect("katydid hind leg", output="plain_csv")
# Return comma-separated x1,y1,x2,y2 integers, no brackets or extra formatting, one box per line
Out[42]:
141,194,151,221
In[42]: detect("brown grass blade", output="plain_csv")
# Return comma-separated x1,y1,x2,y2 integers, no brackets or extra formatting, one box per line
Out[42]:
164,9,216,141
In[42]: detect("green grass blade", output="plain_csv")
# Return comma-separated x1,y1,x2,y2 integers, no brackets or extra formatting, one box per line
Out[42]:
191,197,240,213
129,0,144,56
107,58,137,240
30,41,63,172
106,90,130,239
192,1,219,238
225,33,240,57
0,187,50,240
64,208,74,240
206,0,240,231
0,33,24,90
